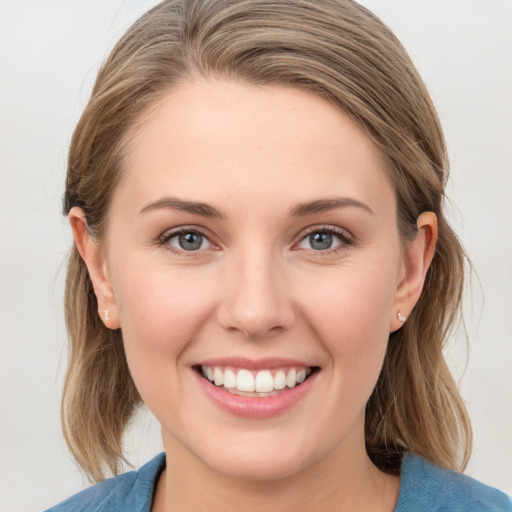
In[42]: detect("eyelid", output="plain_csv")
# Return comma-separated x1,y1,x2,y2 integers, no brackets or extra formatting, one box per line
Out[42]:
156,224,353,255
293,224,354,252
158,225,219,254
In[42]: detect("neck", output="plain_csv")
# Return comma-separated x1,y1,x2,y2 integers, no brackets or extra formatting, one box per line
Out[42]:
156,435,400,512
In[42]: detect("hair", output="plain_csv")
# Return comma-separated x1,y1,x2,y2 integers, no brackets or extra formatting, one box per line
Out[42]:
62,0,472,482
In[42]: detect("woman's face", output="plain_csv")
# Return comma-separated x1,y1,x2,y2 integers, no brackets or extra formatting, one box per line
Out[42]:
77,80,433,481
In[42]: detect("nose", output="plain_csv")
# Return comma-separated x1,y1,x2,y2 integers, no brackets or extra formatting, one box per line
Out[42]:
216,249,296,339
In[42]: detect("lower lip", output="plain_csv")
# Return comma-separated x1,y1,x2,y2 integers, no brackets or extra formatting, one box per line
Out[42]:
194,370,318,419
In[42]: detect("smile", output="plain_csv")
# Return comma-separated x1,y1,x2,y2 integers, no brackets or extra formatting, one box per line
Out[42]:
200,365,313,397
194,359,320,418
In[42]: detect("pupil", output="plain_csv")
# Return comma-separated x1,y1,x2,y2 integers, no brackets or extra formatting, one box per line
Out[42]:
310,232,332,250
179,232,202,250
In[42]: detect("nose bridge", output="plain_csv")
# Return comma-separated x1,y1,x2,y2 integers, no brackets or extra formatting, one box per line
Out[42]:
217,242,294,338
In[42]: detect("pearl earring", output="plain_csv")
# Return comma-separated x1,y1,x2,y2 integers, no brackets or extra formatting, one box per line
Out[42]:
104,310,110,321
397,311,406,323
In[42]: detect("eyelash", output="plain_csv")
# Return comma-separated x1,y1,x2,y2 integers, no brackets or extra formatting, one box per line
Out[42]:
158,225,354,256
296,225,354,254
158,226,216,256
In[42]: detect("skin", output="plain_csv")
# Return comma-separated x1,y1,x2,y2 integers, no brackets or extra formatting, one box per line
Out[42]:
71,80,437,511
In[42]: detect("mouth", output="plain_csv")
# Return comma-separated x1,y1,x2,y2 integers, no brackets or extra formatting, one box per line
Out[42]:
194,364,320,398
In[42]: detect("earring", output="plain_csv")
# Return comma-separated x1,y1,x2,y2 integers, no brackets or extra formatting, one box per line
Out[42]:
104,310,110,321
397,311,406,323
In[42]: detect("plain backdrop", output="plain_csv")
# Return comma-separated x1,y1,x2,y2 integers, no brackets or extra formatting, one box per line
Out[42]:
1,1,511,510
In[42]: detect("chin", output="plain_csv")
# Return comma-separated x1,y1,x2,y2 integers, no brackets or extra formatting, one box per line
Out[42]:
207,451,311,482
190,430,323,482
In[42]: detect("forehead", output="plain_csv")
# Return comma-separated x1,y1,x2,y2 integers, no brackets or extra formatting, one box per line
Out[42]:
116,79,394,215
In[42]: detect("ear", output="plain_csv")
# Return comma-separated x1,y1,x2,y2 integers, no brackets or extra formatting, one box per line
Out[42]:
69,207,120,329
390,212,438,332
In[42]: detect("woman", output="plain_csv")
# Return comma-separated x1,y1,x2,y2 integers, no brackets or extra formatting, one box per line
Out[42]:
46,0,511,510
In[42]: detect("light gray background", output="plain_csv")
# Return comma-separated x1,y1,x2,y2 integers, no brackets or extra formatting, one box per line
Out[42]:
1,1,511,510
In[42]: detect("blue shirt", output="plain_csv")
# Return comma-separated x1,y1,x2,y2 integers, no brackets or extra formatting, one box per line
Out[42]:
45,452,511,511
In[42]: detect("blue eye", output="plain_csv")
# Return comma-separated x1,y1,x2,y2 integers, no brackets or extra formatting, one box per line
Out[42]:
165,230,212,251
309,232,334,250
297,228,350,251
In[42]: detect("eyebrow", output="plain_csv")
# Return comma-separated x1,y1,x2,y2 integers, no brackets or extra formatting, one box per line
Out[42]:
289,197,374,217
140,197,225,218
140,196,373,219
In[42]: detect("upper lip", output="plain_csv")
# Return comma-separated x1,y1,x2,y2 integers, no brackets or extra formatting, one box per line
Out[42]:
195,357,316,370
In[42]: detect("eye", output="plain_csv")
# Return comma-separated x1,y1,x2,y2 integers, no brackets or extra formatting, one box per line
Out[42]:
163,229,213,252
296,227,352,251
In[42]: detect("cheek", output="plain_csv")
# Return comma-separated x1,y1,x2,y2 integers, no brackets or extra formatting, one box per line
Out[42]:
298,257,398,382
114,258,211,337
109,257,217,391
304,260,396,336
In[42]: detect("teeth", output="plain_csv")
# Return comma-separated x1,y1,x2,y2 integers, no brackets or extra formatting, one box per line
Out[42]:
213,367,224,386
255,370,274,392
236,369,255,392
201,365,312,394
227,389,280,398
274,370,286,390
223,369,236,389
286,368,297,388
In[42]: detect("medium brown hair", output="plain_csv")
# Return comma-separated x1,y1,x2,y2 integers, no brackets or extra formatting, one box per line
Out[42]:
63,0,471,481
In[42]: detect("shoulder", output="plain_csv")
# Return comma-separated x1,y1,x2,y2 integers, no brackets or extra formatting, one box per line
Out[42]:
395,453,511,512
44,453,166,512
